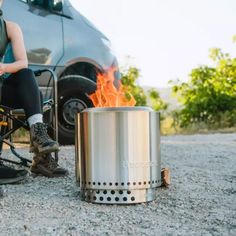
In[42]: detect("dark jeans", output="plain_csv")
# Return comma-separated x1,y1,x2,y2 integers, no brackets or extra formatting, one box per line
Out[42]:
1,68,42,119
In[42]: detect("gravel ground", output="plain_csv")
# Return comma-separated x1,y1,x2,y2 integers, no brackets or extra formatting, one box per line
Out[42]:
0,133,236,236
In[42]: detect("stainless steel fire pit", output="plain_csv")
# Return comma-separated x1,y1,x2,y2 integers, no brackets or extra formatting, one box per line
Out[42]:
75,106,161,204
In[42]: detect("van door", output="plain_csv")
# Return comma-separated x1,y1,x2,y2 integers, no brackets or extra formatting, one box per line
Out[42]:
2,0,64,73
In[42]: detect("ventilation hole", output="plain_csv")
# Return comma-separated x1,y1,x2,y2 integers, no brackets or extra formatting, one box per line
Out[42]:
155,180,157,183
103,190,107,194
123,197,127,201
148,181,151,184
121,182,124,186
115,182,118,186
93,182,96,185
133,182,136,185
88,182,91,185
98,182,101,185
152,180,154,184
127,190,131,195
96,190,100,194
93,196,97,200
119,190,123,194
99,197,104,201
107,197,111,201
103,182,106,186
109,182,112,186
158,180,160,183
115,197,119,202
131,197,135,201
111,190,115,195
144,181,146,185
127,182,130,186
138,182,142,185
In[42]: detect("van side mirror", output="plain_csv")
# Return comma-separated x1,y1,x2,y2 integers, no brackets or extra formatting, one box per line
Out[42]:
50,0,63,12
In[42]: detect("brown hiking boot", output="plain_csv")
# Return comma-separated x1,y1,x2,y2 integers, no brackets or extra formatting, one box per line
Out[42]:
30,153,68,177
30,122,59,154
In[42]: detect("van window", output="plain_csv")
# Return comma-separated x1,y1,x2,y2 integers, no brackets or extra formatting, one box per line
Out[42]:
28,0,63,12
28,0,48,9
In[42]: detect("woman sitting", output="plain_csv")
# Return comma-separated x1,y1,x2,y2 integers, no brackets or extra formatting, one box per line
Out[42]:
0,5,68,184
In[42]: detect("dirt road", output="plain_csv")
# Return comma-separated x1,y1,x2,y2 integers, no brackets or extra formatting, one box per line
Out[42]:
0,133,235,235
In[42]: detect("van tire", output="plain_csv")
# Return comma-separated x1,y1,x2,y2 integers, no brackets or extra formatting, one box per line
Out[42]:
57,78,94,145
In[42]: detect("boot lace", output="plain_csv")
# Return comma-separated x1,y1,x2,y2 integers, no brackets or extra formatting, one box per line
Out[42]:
44,154,58,170
34,123,52,143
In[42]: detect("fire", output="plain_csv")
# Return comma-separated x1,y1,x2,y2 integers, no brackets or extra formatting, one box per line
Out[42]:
89,67,136,107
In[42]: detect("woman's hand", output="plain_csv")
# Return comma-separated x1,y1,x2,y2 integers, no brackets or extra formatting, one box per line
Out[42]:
0,63,7,76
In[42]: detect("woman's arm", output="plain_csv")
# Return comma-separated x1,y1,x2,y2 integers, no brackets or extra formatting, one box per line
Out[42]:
0,21,28,75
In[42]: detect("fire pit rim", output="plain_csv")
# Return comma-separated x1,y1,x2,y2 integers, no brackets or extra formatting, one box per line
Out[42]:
82,106,154,113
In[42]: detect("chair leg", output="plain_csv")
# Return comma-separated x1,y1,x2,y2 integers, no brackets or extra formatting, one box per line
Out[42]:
0,106,31,167
0,115,8,155
8,114,32,167
0,156,30,167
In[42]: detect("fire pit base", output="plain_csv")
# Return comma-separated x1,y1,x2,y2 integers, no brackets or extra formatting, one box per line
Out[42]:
81,188,157,204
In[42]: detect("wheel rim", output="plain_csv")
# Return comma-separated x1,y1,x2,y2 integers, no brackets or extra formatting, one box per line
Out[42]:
62,98,88,126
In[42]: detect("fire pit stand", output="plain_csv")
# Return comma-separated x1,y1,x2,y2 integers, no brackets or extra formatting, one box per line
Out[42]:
75,107,161,204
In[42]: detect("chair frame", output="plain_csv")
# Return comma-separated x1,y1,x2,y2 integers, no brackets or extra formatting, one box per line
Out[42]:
0,68,58,167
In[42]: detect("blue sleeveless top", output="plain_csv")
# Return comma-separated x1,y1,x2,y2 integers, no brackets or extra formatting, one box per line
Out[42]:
0,15,9,60
3,43,15,78
4,43,15,63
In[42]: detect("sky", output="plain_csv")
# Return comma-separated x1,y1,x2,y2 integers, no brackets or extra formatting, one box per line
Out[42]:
69,0,236,88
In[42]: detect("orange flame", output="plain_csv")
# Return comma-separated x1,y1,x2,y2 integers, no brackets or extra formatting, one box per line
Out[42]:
89,67,136,107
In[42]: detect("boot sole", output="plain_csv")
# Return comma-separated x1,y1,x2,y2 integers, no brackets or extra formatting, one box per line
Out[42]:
31,143,60,154
0,174,28,185
31,172,68,178
30,165,52,177
30,166,68,178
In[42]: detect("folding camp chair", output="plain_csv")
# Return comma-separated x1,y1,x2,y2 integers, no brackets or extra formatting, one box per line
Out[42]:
0,68,58,167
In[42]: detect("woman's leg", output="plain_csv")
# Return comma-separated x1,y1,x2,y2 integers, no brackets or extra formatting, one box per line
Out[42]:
2,68,58,153
2,68,42,118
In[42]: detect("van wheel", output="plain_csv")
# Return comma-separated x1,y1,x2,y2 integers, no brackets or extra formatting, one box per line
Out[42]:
57,80,94,145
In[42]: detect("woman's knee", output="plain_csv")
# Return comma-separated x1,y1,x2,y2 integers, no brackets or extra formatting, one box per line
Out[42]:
13,68,37,84
15,68,34,78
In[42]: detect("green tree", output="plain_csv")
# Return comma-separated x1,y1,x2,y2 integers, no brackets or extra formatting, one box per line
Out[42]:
121,66,168,112
121,66,147,106
171,47,236,128
147,89,168,111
